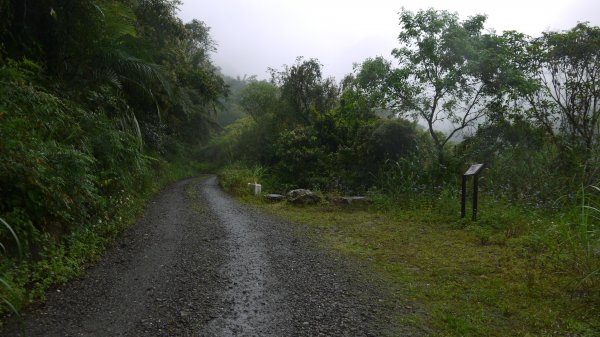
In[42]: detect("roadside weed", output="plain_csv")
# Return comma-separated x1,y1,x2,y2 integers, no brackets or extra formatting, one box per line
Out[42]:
219,169,600,335
0,218,21,316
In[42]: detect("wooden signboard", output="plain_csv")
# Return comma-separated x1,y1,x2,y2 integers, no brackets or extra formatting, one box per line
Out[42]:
464,163,484,176
461,163,484,220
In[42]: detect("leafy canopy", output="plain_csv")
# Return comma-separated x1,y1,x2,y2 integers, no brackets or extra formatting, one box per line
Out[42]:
356,9,495,160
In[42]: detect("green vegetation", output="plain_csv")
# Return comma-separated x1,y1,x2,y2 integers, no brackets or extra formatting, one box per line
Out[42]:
0,0,223,320
0,218,20,316
212,8,599,336
2,0,599,334
219,168,600,336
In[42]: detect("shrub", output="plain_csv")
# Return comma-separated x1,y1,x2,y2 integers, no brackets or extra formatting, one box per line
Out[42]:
369,119,418,161
0,218,21,316
218,165,259,197
271,127,331,190
0,61,159,317
0,79,98,244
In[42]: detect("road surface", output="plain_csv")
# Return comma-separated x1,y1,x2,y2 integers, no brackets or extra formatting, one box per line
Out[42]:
3,176,410,336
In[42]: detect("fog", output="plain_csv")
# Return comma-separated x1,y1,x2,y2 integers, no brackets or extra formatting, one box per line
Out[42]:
177,0,600,80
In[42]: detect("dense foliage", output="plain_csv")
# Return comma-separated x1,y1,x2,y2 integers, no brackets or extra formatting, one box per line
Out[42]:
1,2,599,333
209,9,599,204
204,57,425,192
0,0,225,317
208,12,600,334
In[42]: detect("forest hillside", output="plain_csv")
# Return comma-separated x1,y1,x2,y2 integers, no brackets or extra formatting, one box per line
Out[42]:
1,1,599,335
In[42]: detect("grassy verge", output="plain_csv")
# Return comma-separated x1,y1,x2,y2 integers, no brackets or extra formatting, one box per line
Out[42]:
218,167,600,336
0,159,204,324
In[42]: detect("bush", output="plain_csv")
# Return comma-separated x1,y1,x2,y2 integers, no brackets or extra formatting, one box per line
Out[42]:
458,120,574,208
0,62,164,317
271,127,331,190
369,119,418,161
0,81,96,243
218,165,265,197
200,116,277,167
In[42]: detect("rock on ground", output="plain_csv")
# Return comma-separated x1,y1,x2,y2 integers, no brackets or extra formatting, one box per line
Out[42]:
286,189,321,205
331,196,372,206
264,193,285,202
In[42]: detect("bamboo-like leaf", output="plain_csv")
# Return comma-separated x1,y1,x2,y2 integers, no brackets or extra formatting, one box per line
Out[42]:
128,109,143,152
0,218,20,256
0,221,20,315
107,51,174,98
1,297,19,316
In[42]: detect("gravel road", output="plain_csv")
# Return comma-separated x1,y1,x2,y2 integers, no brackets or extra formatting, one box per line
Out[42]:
2,175,410,336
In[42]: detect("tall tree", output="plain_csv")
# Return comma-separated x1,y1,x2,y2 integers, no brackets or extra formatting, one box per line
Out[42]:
239,81,279,121
523,23,600,154
357,9,494,161
270,57,338,126
128,0,226,146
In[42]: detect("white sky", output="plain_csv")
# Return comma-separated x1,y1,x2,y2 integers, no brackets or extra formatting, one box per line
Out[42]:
178,0,600,80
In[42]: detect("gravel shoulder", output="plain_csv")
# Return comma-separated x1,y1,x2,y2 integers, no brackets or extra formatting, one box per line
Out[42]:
2,175,410,336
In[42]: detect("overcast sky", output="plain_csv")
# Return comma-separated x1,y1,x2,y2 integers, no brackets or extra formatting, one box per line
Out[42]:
177,0,600,80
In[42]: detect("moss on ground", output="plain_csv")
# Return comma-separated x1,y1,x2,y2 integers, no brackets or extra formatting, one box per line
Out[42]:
235,196,599,336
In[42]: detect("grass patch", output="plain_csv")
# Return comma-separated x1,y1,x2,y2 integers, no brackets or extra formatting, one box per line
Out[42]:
218,168,600,336
260,202,598,335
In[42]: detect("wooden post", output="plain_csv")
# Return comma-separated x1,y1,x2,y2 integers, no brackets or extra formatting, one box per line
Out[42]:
472,174,479,221
461,175,467,218
461,163,484,221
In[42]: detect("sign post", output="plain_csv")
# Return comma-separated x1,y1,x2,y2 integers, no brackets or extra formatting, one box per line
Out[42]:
461,163,484,221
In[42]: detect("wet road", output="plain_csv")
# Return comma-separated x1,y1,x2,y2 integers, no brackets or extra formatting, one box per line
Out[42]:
3,176,406,336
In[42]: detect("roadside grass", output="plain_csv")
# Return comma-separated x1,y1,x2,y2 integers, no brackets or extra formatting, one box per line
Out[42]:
257,201,598,336
0,159,204,323
219,170,600,336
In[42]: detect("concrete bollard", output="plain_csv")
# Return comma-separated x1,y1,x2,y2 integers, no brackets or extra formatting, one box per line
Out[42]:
248,182,262,196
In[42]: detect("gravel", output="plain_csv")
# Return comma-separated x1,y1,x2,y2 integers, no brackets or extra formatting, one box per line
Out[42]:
2,175,412,336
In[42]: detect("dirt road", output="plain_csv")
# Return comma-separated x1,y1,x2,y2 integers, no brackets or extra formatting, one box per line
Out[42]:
3,176,408,336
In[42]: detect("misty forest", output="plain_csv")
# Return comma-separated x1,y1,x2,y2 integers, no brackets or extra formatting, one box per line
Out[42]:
1,0,599,335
